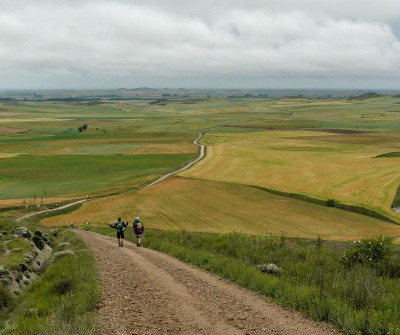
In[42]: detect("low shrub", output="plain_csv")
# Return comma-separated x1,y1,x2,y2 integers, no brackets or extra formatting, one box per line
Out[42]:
14,227,32,239
342,236,395,276
32,236,44,250
256,263,283,275
327,199,335,207
52,250,76,262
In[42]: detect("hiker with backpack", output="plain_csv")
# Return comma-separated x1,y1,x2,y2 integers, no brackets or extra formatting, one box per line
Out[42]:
109,217,128,247
133,217,144,247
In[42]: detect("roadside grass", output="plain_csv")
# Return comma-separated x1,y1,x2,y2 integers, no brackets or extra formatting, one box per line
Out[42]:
44,176,400,241
96,227,400,335
0,230,101,335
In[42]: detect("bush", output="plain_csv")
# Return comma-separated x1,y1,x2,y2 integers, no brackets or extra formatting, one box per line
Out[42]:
326,199,335,207
15,227,32,239
341,236,394,275
52,250,76,262
32,236,45,250
34,230,49,243
256,263,283,276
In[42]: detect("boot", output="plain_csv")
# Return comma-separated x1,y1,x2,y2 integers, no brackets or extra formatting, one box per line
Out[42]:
138,243,141,247
121,241,123,247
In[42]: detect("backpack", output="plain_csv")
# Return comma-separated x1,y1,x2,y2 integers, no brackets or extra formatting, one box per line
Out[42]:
136,222,143,234
116,221,124,232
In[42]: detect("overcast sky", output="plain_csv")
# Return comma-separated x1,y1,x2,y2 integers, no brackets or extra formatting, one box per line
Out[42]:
1,0,400,89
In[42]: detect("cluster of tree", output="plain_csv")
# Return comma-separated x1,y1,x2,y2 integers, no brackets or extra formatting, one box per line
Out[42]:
78,124,88,132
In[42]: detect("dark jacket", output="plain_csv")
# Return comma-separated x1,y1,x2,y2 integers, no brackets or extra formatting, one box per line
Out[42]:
110,220,128,232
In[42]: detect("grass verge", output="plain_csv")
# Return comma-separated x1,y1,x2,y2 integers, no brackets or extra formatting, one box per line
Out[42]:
92,227,400,335
0,230,101,335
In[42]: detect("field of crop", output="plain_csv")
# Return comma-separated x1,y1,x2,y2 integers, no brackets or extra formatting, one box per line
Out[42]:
180,129,400,221
0,99,206,204
4,94,400,238
40,176,400,241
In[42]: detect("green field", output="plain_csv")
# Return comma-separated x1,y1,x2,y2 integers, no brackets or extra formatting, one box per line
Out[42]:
3,95,400,235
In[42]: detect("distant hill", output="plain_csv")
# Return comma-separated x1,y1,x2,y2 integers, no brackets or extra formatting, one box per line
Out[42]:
351,92,386,100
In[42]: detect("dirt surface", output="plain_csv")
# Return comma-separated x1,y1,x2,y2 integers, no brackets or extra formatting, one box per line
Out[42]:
76,231,342,335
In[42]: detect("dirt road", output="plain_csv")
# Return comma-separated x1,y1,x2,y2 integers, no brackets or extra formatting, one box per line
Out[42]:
76,231,341,335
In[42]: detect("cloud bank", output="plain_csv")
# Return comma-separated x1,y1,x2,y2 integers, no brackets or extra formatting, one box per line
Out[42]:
1,0,400,89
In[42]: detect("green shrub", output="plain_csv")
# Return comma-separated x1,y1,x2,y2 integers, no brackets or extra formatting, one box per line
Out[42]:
256,263,283,275
52,250,76,262
327,199,335,207
342,236,394,275
32,236,44,250
14,227,32,239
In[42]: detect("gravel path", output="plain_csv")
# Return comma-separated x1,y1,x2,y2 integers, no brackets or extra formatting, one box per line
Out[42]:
76,231,342,335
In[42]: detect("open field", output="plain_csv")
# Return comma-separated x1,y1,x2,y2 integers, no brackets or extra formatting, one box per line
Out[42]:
40,176,400,241
0,153,195,200
180,129,400,221
3,94,400,231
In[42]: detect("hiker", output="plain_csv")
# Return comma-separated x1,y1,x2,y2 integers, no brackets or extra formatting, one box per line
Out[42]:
133,217,144,247
70,220,74,229
109,217,128,247
84,221,89,231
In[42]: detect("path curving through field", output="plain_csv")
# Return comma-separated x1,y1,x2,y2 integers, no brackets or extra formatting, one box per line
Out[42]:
76,230,341,335
16,126,221,222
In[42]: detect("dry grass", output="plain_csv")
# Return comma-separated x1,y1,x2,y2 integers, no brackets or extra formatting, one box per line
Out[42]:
180,130,400,221
40,176,400,241
0,127,26,134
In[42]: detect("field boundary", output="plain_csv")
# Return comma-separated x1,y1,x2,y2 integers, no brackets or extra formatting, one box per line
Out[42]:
250,185,398,224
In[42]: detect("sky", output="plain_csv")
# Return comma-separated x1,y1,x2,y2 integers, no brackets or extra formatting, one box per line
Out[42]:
1,0,400,90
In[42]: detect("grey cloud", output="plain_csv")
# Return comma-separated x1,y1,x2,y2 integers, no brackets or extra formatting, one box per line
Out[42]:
0,1,400,89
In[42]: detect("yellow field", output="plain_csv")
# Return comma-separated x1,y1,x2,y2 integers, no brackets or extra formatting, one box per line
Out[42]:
40,176,400,241
180,129,400,221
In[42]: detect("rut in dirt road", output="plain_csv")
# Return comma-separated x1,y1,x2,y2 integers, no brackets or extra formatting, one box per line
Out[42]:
76,231,341,335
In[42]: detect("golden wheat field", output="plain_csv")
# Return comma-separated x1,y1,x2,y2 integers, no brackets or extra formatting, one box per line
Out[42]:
40,176,400,241
180,129,400,221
